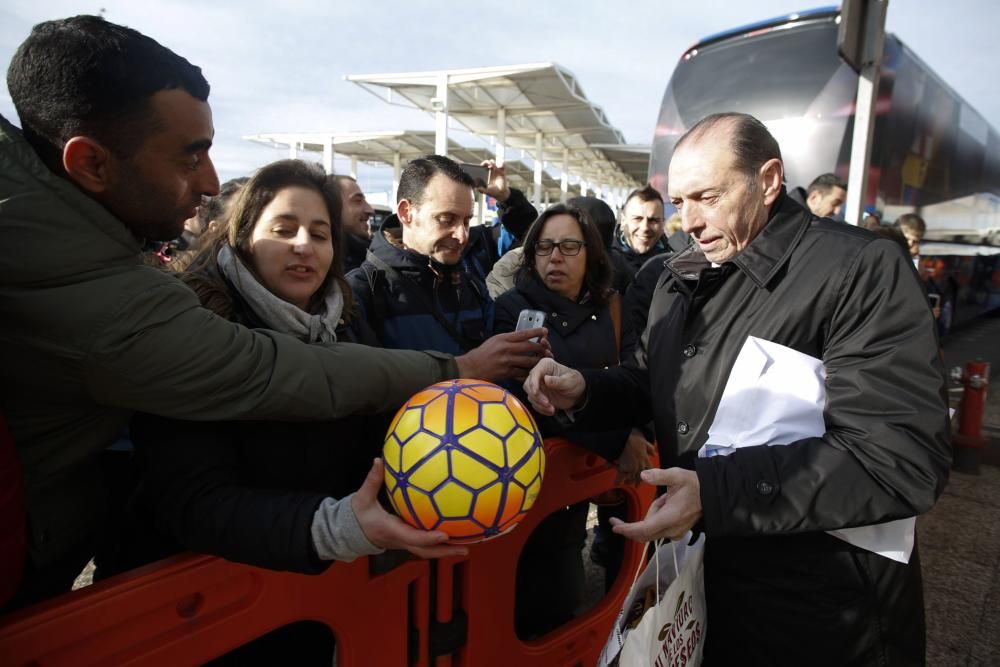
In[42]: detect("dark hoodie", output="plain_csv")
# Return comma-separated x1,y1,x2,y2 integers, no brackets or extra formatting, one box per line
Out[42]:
345,215,493,355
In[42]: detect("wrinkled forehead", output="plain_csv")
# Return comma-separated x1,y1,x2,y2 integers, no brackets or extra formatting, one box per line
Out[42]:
667,134,739,195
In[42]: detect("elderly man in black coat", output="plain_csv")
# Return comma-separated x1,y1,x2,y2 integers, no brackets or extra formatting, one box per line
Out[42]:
524,112,949,666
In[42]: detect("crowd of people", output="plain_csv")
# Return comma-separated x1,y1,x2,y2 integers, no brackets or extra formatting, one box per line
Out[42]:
0,14,951,667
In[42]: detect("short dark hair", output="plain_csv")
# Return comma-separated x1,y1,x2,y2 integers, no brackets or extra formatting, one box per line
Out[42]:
6,15,210,169
396,155,474,206
807,173,847,196
675,112,781,190
896,213,927,236
518,203,614,306
624,184,664,209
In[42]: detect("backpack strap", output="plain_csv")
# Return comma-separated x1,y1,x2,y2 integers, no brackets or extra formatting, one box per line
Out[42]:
361,252,388,345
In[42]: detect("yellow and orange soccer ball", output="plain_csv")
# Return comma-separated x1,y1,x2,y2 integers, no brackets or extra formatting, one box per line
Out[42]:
382,379,545,543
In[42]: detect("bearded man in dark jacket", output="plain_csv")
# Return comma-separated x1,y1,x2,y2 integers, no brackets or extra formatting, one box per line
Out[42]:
524,113,949,666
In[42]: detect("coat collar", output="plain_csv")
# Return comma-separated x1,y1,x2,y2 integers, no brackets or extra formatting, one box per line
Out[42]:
665,188,812,289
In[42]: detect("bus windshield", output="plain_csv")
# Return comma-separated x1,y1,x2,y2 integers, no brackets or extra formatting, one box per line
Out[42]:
666,23,842,125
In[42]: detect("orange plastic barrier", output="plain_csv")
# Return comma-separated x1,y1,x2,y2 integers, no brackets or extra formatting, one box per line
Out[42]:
0,437,656,666
431,438,658,667
0,552,430,666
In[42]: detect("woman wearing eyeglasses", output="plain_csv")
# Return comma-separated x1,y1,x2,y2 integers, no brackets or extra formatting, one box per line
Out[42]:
494,204,655,638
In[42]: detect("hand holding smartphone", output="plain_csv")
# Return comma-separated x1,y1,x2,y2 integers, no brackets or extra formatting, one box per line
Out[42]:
515,309,546,343
458,163,489,189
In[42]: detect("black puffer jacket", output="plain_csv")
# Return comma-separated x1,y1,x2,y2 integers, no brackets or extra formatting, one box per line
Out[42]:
494,272,635,461
609,228,669,293
580,191,950,664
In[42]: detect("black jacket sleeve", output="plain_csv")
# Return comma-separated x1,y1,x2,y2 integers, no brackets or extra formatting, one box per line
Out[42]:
695,240,951,536
132,415,329,575
496,188,538,241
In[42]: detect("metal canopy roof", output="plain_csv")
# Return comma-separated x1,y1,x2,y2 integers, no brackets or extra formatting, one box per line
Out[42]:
244,130,580,204
589,144,651,187
346,63,642,189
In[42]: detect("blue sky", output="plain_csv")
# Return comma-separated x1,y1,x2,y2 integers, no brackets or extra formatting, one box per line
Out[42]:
3,1,998,195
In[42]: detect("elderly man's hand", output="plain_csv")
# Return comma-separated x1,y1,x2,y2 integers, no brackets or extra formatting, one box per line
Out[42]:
610,468,702,542
523,357,586,416
455,328,549,381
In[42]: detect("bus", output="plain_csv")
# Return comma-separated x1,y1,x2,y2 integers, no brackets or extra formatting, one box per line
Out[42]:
648,6,1000,330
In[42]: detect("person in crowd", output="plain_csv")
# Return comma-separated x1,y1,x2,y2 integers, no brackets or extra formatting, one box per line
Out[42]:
128,159,466,573
863,204,883,228
610,185,668,292
161,176,249,272
525,112,949,665
663,211,689,253
896,212,927,263
806,173,847,218
346,154,547,375
486,196,616,299
331,174,374,272
788,173,847,219
894,213,943,323
493,204,654,636
200,176,250,238
0,15,532,609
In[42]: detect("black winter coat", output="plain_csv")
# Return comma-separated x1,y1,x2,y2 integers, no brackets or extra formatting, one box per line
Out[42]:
579,192,950,664
130,282,388,575
609,228,669,293
494,273,635,461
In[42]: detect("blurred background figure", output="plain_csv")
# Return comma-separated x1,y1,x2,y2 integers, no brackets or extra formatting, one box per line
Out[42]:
331,175,374,272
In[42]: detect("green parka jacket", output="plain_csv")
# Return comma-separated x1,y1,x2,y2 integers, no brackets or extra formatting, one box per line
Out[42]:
0,115,456,569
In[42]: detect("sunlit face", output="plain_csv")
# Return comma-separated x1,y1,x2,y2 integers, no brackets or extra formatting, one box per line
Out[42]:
248,186,334,311
399,173,474,265
338,178,374,238
105,89,220,241
901,227,923,258
621,196,665,253
807,186,847,218
534,213,588,301
668,133,771,264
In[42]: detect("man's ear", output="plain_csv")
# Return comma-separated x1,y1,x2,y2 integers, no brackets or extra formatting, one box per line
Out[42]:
759,158,784,207
62,137,114,194
396,199,413,227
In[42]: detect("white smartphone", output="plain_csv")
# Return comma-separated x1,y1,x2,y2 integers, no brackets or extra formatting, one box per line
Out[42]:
515,309,546,343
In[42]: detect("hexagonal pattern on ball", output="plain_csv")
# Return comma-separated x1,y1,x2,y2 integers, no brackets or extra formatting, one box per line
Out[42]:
383,379,545,543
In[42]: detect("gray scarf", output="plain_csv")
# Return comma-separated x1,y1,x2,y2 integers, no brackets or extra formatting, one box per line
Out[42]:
217,244,344,343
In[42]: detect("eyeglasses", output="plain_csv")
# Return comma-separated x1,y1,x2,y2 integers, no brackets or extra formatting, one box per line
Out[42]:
535,239,586,256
